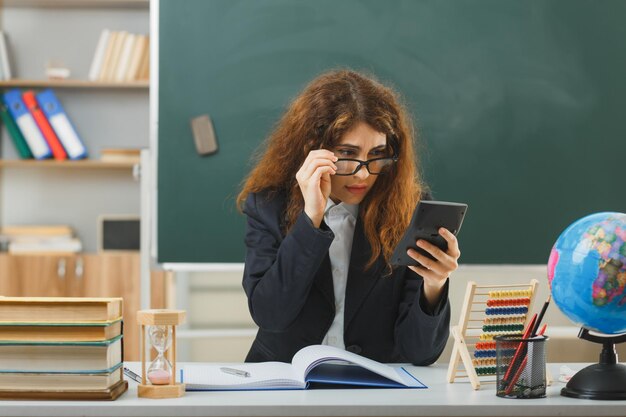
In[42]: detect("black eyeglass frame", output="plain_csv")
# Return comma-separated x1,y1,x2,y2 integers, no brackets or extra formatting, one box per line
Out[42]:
333,155,399,176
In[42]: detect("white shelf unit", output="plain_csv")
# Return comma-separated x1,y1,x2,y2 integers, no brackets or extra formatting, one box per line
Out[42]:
0,0,150,252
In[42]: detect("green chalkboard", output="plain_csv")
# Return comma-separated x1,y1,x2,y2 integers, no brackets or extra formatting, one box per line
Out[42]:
158,0,626,264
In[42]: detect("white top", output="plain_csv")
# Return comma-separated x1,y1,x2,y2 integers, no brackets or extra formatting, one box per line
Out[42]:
321,199,358,350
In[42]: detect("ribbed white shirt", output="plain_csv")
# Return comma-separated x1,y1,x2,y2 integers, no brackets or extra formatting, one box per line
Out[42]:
321,199,358,350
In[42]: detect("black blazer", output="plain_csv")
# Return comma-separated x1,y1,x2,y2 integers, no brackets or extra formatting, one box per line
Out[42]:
242,190,450,365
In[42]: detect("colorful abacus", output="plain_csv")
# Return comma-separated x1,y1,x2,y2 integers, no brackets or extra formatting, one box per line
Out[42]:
447,280,538,390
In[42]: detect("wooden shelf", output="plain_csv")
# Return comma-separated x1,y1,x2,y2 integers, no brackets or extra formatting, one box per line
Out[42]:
0,79,149,89
0,160,138,169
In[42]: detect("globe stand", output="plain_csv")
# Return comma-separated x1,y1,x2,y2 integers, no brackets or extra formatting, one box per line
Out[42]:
561,327,626,400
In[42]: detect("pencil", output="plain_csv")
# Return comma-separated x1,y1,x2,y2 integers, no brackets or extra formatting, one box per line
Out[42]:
500,313,537,389
531,295,551,336
504,324,548,395
538,323,547,336
505,356,528,395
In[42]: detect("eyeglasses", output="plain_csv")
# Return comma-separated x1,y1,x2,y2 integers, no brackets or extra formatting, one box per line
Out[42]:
334,156,398,176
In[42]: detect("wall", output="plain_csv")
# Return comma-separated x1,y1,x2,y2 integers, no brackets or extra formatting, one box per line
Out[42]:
177,265,626,364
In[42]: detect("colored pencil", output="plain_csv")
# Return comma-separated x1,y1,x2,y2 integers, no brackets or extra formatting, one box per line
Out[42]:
500,313,537,389
531,295,551,336
504,324,548,395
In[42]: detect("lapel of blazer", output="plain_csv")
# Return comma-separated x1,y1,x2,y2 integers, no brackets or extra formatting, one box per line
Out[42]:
344,217,384,330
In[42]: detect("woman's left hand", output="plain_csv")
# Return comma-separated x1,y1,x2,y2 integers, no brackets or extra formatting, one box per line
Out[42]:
406,228,460,305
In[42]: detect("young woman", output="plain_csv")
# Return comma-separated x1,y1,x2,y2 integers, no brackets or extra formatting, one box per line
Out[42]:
237,70,460,365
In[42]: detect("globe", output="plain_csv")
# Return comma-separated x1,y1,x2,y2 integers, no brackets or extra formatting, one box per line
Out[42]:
548,212,626,335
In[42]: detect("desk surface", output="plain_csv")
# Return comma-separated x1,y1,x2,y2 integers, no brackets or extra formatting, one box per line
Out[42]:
0,363,624,417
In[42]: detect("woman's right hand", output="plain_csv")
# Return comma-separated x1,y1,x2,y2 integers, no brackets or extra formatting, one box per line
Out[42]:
295,150,337,228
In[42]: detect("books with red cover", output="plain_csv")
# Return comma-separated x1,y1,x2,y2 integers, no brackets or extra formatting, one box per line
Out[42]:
22,91,67,160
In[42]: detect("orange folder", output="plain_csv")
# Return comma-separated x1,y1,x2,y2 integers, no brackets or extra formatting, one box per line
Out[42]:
22,90,67,160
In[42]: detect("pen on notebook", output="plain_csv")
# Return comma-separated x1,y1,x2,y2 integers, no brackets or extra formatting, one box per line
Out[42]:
220,367,250,378
123,367,142,383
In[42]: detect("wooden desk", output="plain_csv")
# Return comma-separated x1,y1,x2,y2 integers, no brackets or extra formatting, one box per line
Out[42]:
0,363,623,416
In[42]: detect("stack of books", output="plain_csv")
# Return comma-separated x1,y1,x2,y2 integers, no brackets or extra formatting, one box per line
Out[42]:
0,225,82,254
0,297,127,400
88,30,150,82
0,88,88,160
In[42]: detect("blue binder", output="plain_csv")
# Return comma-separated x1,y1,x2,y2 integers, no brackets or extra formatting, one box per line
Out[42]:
36,89,88,160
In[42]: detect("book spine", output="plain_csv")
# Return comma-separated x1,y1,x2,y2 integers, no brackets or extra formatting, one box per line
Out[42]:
88,29,111,81
22,91,67,160
0,31,11,80
98,31,118,82
0,102,33,158
35,89,87,160
104,31,127,82
137,36,150,80
0,33,5,81
115,33,136,82
3,89,52,159
125,35,145,81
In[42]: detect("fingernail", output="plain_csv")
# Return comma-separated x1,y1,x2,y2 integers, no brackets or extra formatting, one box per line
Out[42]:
416,240,424,247
439,228,447,234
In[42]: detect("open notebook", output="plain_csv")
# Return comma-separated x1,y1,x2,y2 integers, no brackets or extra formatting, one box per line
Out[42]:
177,345,426,391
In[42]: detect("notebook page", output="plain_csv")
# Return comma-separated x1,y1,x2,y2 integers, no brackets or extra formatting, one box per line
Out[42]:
291,345,417,386
179,362,304,390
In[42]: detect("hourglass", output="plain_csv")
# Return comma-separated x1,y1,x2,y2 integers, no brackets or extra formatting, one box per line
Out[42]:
136,309,186,398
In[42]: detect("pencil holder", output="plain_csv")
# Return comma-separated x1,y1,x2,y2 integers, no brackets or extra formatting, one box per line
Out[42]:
495,335,548,399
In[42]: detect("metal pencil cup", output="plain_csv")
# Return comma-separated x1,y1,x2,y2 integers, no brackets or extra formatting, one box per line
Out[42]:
495,335,548,399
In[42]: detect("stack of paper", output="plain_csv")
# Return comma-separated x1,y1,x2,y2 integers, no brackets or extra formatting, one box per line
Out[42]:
1,225,82,254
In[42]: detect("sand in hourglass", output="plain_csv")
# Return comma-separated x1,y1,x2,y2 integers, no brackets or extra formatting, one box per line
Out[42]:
147,370,171,385
147,325,172,385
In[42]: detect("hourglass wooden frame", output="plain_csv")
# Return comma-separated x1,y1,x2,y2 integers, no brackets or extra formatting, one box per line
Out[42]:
137,309,186,399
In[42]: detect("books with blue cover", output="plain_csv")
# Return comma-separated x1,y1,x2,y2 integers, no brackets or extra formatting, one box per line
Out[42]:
3,89,52,159
36,89,88,160
177,344,426,391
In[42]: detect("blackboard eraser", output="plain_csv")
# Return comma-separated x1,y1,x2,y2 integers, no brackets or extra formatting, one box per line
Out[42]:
190,114,218,156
